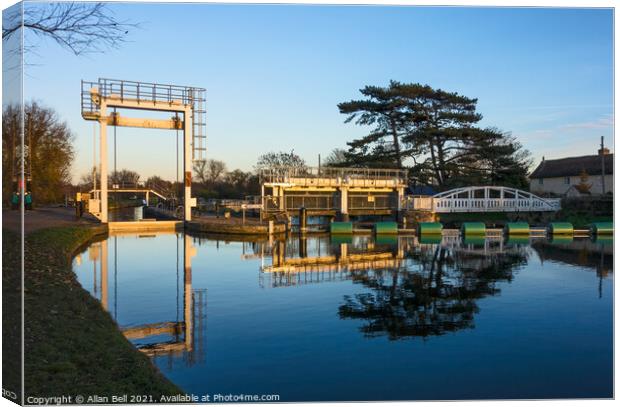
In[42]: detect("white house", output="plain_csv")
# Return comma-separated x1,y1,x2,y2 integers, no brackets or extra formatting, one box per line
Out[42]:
529,149,613,196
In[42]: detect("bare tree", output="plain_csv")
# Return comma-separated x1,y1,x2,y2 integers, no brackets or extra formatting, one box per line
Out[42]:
255,150,306,170
207,159,227,184
78,168,100,189
323,148,348,167
193,160,208,184
3,2,137,57
110,169,140,186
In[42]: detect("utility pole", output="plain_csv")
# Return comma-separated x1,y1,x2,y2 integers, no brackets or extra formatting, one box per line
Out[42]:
600,136,606,195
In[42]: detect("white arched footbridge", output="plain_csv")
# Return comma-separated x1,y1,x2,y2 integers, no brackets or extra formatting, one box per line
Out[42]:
407,186,561,213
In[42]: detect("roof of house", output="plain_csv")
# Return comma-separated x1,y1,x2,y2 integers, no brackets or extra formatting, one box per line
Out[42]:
529,154,613,179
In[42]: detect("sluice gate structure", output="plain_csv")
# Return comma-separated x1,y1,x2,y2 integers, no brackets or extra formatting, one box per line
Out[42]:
260,166,408,220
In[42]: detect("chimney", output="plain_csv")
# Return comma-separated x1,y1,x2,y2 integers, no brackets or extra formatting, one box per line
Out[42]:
598,147,610,156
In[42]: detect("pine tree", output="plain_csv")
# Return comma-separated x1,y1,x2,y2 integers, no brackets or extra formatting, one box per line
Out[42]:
338,81,531,189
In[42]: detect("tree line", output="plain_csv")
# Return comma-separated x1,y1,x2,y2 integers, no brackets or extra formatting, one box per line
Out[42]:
2,102,74,204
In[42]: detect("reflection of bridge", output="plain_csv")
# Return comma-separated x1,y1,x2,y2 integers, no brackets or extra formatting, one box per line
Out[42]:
83,233,206,363
441,235,517,255
406,186,561,213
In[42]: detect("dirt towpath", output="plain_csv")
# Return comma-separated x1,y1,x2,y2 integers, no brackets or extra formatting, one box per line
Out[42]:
3,206,99,235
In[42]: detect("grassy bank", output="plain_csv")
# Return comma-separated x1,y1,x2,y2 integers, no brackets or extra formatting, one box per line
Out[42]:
2,228,23,402
3,226,183,400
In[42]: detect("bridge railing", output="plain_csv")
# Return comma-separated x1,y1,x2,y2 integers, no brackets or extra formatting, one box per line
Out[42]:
260,166,407,184
200,197,263,211
88,181,172,200
82,78,206,113
404,187,561,213
433,198,560,212
108,181,145,189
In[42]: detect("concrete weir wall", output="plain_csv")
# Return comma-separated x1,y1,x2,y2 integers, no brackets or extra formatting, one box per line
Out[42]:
108,220,183,233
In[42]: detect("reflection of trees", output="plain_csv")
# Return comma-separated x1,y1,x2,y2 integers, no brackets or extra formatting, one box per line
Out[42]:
339,246,528,340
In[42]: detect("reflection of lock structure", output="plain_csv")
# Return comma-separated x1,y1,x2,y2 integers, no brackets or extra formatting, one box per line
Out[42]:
92,232,205,360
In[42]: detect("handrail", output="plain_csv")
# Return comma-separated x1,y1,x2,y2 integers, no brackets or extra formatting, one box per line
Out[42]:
260,166,408,183
406,186,561,212
81,78,208,162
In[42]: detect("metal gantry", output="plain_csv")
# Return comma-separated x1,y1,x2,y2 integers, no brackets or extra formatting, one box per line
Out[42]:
81,78,206,222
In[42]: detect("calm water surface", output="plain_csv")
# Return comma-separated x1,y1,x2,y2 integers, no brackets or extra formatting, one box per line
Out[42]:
72,232,613,401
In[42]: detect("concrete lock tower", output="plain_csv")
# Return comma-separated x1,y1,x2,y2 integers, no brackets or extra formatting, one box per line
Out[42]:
81,78,206,223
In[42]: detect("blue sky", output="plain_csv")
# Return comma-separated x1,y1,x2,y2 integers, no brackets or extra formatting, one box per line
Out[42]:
10,3,614,182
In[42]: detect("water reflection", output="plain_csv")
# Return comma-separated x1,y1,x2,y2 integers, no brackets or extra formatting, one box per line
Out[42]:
339,241,527,340
531,237,613,298
75,232,207,368
248,235,528,287
235,235,528,340
77,233,613,345
73,232,613,400
262,236,407,284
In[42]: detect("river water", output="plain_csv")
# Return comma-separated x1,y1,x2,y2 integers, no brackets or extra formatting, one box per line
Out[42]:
72,232,613,401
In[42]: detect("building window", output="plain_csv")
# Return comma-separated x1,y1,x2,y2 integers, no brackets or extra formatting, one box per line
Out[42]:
564,176,570,185
538,178,543,185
